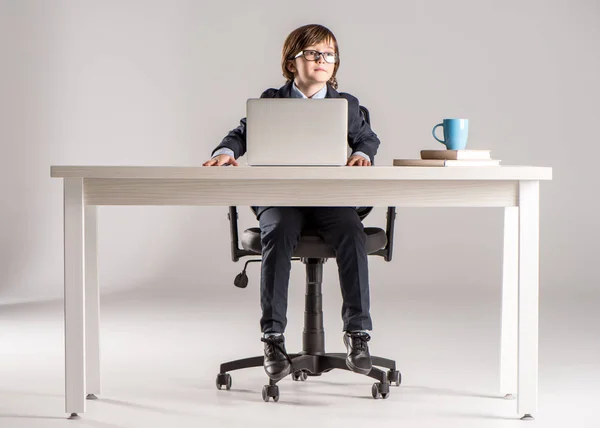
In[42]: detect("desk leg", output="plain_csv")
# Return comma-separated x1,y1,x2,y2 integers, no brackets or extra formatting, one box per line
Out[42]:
500,207,518,399
85,205,100,399
517,180,540,420
64,178,86,417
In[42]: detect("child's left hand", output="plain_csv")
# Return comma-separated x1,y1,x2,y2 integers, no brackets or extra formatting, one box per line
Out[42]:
346,155,371,166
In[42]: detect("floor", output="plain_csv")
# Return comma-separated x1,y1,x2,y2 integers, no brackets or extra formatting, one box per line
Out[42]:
0,285,597,428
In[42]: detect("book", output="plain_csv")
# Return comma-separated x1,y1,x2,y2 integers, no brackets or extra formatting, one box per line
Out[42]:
393,159,501,167
420,150,491,160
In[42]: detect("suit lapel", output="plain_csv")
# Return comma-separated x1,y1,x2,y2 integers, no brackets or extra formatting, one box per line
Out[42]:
325,83,341,98
277,81,294,98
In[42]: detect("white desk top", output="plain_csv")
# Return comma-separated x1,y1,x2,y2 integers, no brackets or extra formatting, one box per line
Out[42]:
51,166,552,181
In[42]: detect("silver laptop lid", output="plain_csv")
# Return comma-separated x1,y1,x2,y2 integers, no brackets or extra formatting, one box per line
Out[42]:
246,98,348,166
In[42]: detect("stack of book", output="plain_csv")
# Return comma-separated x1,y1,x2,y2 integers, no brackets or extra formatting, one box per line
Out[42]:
393,150,501,167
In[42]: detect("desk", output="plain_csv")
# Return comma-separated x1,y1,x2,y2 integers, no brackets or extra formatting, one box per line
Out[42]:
50,165,552,419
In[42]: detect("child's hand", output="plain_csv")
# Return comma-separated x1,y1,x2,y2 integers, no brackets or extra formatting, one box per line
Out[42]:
346,155,371,166
203,154,239,166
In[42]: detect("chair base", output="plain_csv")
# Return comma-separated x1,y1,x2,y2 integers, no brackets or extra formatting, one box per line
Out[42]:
216,258,402,399
218,352,401,385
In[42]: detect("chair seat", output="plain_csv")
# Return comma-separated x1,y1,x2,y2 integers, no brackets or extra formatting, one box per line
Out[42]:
241,227,387,259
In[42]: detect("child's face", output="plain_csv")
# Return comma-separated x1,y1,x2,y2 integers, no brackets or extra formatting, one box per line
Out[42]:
288,39,336,87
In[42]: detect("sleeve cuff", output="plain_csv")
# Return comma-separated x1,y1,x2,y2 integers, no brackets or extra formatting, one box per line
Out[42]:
352,151,370,162
212,148,235,159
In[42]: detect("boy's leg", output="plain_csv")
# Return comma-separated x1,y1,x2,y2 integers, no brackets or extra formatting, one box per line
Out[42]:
257,206,305,380
311,207,373,375
311,207,372,331
258,207,306,334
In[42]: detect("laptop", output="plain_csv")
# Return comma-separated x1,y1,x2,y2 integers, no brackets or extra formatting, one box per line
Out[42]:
246,98,348,166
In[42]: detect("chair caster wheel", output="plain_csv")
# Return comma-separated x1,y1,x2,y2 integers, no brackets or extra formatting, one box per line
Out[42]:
387,369,401,386
292,370,308,381
262,384,279,402
215,373,232,390
372,382,390,399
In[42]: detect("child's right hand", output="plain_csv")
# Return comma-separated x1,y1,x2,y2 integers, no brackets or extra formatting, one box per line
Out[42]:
202,154,239,166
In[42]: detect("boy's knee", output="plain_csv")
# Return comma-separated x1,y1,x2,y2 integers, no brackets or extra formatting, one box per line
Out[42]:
261,219,301,245
330,222,366,247
341,219,366,237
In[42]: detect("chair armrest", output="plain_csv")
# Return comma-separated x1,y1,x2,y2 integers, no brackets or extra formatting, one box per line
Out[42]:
228,206,256,262
372,207,397,262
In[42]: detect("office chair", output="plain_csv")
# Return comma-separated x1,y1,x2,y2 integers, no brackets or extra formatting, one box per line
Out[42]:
215,106,402,402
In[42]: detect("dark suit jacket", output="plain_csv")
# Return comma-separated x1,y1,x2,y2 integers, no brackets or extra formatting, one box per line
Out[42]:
210,80,381,219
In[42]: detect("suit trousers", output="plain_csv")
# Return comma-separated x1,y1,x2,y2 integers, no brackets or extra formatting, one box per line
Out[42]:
257,206,373,334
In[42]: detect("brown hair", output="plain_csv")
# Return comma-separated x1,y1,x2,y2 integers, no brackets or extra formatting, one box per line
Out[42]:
281,24,340,89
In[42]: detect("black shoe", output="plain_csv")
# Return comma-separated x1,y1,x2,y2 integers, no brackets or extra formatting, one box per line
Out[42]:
261,334,292,381
343,331,372,375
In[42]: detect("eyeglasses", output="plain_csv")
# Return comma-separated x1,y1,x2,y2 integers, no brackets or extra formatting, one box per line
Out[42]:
293,50,338,64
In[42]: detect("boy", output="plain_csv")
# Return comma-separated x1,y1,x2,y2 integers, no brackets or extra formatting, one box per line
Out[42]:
203,24,380,381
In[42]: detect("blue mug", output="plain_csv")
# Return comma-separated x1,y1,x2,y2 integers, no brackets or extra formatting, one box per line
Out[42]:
432,118,469,150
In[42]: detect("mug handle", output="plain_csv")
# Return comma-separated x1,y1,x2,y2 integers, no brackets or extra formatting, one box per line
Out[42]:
432,123,445,144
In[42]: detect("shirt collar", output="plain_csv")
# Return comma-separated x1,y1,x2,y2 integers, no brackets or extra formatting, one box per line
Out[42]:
291,81,328,99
